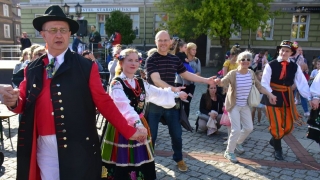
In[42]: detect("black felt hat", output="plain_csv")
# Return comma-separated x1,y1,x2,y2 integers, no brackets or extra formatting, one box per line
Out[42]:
33,5,79,34
279,40,298,55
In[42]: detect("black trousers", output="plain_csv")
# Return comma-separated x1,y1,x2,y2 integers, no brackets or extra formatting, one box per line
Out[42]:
181,84,195,118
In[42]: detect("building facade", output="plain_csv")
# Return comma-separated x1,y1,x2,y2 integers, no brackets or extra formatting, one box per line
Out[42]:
0,0,21,45
19,0,163,48
20,0,320,66
210,0,320,64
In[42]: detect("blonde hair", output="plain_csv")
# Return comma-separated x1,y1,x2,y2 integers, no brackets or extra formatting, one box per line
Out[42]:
147,48,157,57
230,46,241,56
32,46,46,57
115,48,140,77
236,50,253,64
19,48,31,62
30,44,42,59
186,42,197,57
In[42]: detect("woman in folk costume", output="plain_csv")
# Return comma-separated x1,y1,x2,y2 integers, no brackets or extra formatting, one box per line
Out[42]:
101,48,188,180
261,40,312,160
307,71,320,144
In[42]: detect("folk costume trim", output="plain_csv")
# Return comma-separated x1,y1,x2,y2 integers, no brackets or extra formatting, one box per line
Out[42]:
103,139,152,148
102,159,155,167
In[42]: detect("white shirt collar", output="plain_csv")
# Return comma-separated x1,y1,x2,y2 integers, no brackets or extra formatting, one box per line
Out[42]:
47,48,68,65
119,72,136,87
276,56,290,63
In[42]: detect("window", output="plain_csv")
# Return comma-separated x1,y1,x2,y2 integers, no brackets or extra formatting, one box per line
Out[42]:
256,19,274,40
4,24,10,38
230,24,241,39
18,9,21,16
98,14,109,37
16,24,20,36
154,14,168,35
3,4,9,17
35,14,42,37
130,14,139,37
291,14,309,40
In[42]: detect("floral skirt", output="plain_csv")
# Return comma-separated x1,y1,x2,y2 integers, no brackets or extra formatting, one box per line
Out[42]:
101,117,156,180
307,108,320,144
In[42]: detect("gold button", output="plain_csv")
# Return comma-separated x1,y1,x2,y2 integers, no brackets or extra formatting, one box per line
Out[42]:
57,84,60,87
58,92,61,95
93,144,95,147
59,100,62,103
60,107,64,111
33,84,36,88
62,129,66,133
61,123,64,125
86,137,89,140
51,112,54,116
64,144,67,148
63,137,67,140
61,115,64,118
94,152,96,154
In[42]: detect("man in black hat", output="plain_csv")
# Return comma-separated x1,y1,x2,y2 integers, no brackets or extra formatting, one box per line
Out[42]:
261,40,312,160
2,5,147,180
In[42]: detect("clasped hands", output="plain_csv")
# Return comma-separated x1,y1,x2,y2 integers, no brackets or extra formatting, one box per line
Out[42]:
0,85,19,107
130,126,148,143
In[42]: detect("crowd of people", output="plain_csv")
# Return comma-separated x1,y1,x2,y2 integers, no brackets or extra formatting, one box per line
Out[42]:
0,4,320,180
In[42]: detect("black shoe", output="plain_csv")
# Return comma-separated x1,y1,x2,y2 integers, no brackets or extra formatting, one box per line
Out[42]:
274,150,284,160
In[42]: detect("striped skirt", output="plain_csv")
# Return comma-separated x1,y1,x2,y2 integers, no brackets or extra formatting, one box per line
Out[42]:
101,117,156,179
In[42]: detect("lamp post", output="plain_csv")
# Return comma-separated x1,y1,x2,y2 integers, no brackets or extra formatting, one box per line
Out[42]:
61,3,82,39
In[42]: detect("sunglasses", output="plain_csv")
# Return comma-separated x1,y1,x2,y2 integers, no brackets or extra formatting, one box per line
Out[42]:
240,58,251,62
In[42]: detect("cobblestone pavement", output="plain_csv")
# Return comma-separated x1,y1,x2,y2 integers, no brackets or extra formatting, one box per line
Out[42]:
0,67,319,179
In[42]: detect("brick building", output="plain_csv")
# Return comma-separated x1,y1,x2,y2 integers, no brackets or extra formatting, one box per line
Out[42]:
0,0,21,45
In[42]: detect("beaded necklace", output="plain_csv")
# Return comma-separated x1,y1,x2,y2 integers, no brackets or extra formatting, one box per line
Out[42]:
123,78,142,97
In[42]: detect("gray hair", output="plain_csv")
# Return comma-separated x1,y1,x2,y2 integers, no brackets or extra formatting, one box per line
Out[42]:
236,50,253,63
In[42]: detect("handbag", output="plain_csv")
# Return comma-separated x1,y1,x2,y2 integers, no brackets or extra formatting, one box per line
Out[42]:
179,100,193,132
248,70,261,107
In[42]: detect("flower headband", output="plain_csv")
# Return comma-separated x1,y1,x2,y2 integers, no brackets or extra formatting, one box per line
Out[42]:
116,51,143,62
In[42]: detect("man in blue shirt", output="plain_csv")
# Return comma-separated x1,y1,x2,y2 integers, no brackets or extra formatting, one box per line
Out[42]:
72,35,86,53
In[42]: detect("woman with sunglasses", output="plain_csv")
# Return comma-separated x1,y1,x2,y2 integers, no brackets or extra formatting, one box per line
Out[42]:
215,50,275,163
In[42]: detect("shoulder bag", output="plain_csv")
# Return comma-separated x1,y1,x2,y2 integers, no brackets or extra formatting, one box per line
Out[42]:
247,70,261,107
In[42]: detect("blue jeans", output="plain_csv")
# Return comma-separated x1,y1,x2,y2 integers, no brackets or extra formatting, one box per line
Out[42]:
294,89,308,113
147,103,183,162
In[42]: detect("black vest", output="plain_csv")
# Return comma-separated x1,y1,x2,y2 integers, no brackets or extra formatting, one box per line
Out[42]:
17,49,101,180
261,60,298,107
114,77,146,114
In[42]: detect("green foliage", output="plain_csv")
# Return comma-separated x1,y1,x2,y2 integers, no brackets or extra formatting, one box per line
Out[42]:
156,0,278,59
105,10,136,45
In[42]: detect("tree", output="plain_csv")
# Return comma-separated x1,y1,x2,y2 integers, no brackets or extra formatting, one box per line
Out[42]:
105,10,136,45
156,0,277,61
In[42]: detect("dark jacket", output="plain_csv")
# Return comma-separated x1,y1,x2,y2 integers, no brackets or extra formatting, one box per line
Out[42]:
17,49,101,180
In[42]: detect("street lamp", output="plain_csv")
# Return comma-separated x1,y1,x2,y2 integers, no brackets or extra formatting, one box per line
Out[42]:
62,3,82,19
62,3,70,17
75,3,82,17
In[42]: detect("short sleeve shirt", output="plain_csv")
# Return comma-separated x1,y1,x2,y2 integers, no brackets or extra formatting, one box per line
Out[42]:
223,60,238,72
146,52,186,86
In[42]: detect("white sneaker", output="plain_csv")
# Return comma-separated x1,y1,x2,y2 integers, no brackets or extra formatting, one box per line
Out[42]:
257,122,261,126
223,140,228,145
224,151,238,163
235,144,245,154
304,112,310,117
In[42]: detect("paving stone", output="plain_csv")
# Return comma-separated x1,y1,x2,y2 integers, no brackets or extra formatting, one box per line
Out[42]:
306,170,319,177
